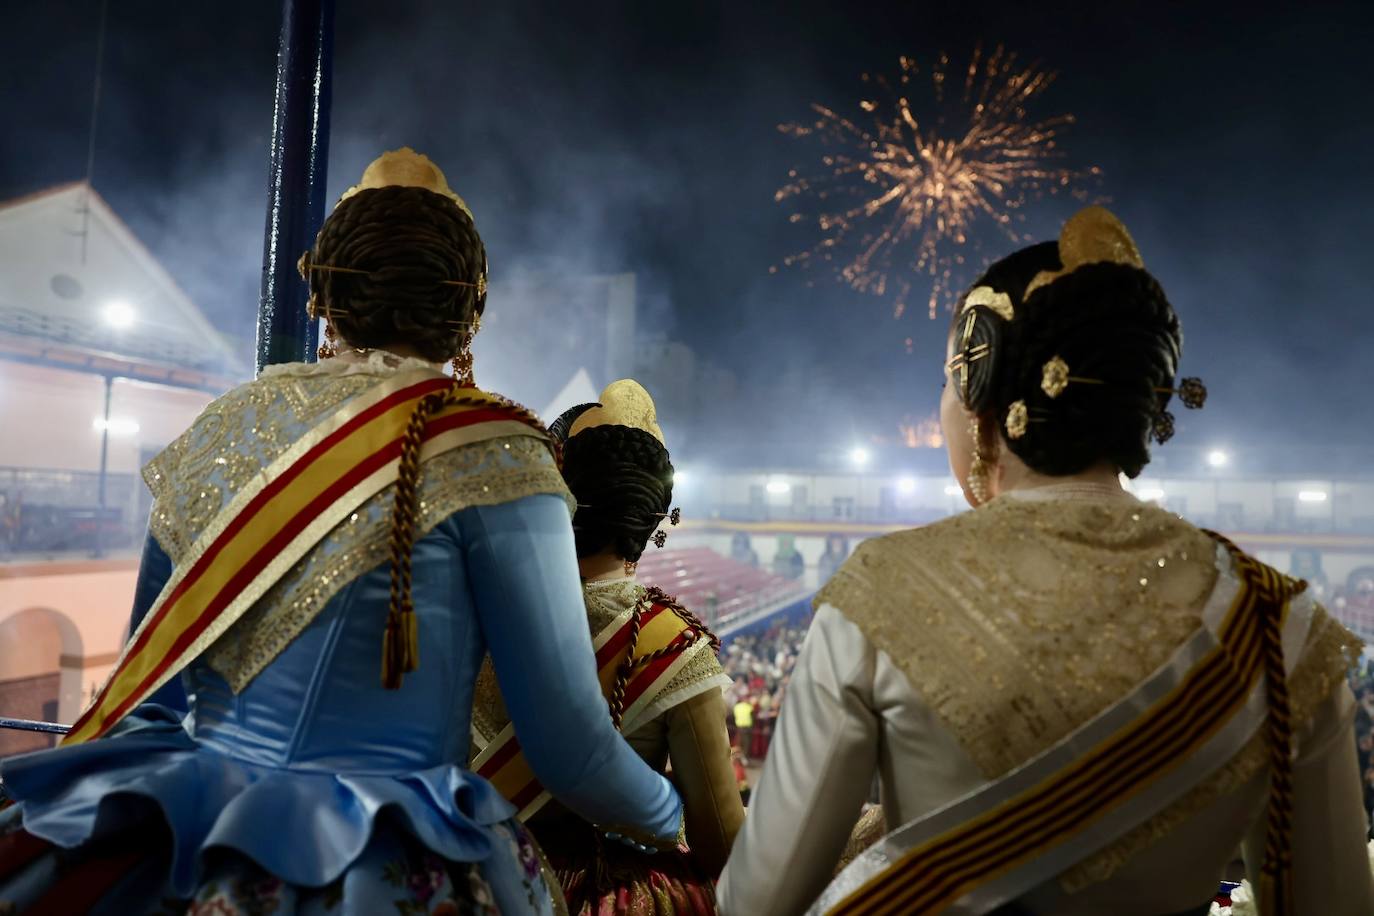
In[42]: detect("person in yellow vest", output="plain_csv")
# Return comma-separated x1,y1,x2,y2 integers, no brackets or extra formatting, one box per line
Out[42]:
718,207,1372,915
472,380,744,915
0,149,682,914
733,695,755,764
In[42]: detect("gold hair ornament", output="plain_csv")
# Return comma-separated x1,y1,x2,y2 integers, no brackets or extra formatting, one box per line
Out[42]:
568,380,665,444
1024,206,1145,299
1003,400,1049,440
1149,378,1207,444
1040,355,1106,399
338,147,474,220
961,285,1015,321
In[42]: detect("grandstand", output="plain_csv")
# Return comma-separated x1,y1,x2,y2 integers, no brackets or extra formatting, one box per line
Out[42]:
636,546,811,639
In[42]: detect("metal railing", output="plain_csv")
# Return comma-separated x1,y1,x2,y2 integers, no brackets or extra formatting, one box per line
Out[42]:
0,717,68,736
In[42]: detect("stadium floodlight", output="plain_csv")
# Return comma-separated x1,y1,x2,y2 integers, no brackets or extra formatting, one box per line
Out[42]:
102,300,137,329
93,417,140,436
1206,449,1230,468
765,479,791,495
1298,490,1328,503
849,447,871,468
897,476,917,495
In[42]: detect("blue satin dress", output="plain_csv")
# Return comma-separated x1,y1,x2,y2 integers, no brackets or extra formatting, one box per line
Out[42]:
0,494,680,914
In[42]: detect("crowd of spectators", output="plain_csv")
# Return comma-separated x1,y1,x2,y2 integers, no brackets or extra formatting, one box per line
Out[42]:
1348,655,1374,839
721,622,808,765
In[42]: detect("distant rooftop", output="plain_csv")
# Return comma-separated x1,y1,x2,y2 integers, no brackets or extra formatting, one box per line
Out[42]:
0,183,247,382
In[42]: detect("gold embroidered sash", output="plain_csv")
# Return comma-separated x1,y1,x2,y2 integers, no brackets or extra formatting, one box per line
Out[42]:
65,373,548,746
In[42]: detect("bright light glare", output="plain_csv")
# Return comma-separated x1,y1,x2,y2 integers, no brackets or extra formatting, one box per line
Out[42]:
897,476,917,495
943,483,963,497
93,417,140,436
102,300,137,329
849,447,871,468
1206,450,1230,468
765,479,791,495
1136,487,1165,501
1298,490,1328,503
673,470,689,487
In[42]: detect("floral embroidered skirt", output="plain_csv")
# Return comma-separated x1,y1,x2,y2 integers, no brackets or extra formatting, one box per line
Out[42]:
534,817,716,916
0,803,553,916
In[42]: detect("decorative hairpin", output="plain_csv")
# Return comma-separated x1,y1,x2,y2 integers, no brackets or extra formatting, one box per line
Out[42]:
1040,356,1106,399
652,531,668,549
946,309,990,401
668,507,681,526
297,253,487,297
1004,400,1049,440
1158,378,1207,409
1151,410,1176,444
1148,378,1206,444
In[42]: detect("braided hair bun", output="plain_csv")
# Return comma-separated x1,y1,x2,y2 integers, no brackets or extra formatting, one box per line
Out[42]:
308,185,486,363
952,238,1183,478
554,408,674,563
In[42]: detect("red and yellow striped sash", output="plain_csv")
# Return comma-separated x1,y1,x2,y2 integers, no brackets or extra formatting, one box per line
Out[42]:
472,598,697,820
65,374,548,747
827,543,1298,916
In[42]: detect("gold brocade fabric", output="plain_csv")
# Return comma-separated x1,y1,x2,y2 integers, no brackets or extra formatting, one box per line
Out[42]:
817,495,1362,890
144,354,572,692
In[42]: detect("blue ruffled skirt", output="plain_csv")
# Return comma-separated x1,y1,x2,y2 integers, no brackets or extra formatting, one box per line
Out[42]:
0,709,556,915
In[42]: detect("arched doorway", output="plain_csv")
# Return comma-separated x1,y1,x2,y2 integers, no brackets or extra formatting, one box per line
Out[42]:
0,606,82,757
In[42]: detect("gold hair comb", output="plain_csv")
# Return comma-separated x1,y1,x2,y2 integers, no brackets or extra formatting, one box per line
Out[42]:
961,286,1015,321
1024,206,1145,299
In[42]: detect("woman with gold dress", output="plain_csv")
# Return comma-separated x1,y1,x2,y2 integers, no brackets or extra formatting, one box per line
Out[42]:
718,207,1372,915
472,380,744,915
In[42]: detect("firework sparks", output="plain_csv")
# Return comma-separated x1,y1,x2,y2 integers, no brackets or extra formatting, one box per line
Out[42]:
775,45,1101,319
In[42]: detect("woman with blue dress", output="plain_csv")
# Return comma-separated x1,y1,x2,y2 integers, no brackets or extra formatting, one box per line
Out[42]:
0,149,683,915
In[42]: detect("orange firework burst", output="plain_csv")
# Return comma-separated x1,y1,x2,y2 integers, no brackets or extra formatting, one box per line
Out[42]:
775,45,1101,319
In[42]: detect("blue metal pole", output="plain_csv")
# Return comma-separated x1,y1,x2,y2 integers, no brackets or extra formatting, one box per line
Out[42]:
256,0,335,373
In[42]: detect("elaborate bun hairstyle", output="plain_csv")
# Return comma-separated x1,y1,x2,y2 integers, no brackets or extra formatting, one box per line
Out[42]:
303,148,487,363
552,381,675,564
949,207,1204,478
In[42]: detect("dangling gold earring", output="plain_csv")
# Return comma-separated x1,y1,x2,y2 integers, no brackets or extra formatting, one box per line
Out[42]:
308,295,337,360
451,314,481,386
967,415,993,506
317,323,338,360
624,559,637,576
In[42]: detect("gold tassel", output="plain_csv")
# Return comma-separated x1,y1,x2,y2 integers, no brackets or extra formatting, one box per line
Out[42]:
381,601,420,689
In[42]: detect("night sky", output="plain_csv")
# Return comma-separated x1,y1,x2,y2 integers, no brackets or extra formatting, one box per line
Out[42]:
2,0,1371,465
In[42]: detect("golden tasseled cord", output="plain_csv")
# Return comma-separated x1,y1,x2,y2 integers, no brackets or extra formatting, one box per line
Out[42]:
1254,561,1299,916
607,586,719,729
383,382,550,689
1206,530,1299,916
